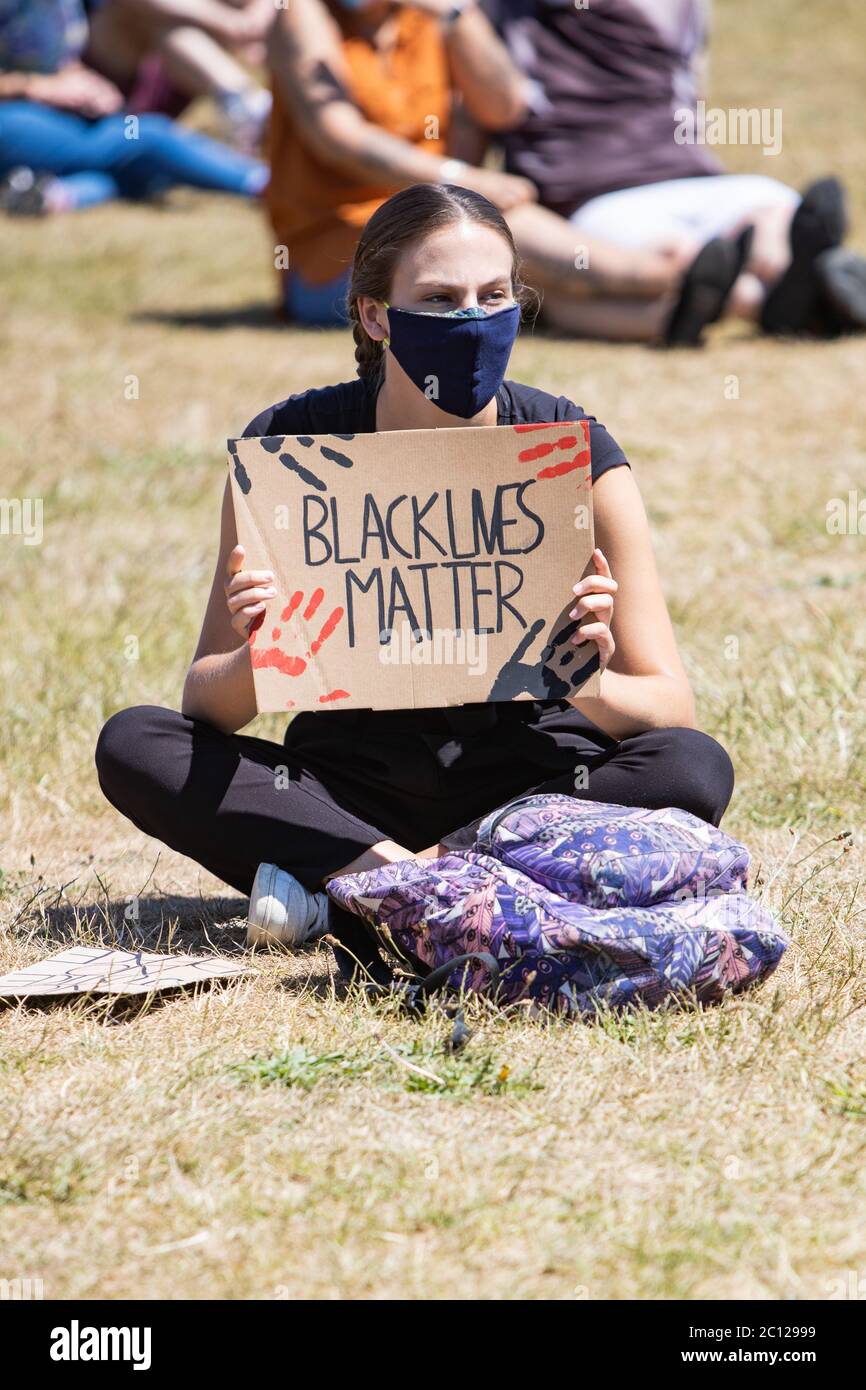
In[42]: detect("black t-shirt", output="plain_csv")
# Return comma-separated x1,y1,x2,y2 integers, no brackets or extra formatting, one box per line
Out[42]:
242,376,628,485
240,376,629,741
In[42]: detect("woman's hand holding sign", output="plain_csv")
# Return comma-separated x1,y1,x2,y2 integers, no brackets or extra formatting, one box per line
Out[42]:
224,544,276,640
570,548,617,672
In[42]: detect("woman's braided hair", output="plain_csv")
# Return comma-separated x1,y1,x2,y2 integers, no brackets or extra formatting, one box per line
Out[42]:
346,183,536,384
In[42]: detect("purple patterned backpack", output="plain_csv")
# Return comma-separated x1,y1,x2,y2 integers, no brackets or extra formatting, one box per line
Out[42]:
326,794,788,1018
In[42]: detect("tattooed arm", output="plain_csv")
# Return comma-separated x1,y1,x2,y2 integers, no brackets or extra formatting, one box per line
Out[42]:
267,0,450,184
266,0,535,208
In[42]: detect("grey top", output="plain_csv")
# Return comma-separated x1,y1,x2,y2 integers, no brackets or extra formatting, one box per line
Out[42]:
486,0,723,215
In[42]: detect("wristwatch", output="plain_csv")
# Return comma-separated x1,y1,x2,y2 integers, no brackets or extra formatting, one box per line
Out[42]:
443,0,477,30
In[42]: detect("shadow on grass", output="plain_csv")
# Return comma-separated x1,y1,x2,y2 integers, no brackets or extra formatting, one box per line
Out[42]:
133,302,280,331
12,890,248,955
0,975,247,1023
3,889,340,1018
132,303,346,332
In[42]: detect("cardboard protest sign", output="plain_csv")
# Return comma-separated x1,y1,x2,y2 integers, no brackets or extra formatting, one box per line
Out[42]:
0,946,248,1000
228,421,599,713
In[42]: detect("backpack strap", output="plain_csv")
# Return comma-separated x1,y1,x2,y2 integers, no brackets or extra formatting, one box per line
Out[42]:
326,902,500,1006
412,951,500,999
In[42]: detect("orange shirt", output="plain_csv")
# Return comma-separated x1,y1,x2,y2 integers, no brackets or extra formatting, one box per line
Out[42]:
266,7,451,287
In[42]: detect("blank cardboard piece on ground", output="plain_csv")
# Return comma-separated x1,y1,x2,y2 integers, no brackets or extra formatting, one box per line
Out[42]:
0,946,248,999
228,420,600,713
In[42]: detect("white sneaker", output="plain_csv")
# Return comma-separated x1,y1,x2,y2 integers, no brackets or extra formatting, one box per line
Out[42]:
246,863,328,949
217,87,272,154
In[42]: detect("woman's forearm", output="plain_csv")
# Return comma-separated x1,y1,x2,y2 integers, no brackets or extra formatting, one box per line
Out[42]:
445,5,529,129
181,644,257,734
571,670,696,740
0,72,37,100
293,93,454,190
338,120,457,188
268,19,454,189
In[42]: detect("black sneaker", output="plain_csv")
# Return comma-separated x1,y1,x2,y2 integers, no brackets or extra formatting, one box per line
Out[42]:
760,176,847,336
815,247,866,332
662,225,754,347
0,165,57,216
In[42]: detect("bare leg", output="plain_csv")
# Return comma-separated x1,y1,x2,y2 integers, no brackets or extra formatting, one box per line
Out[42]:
727,271,764,321
539,291,674,342
158,24,260,98
539,201,798,338
506,201,692,301
732,202,796,285
717,204,797,325
86,0,263,101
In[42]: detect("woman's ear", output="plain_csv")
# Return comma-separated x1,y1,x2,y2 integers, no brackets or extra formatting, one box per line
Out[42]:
357,295,388,342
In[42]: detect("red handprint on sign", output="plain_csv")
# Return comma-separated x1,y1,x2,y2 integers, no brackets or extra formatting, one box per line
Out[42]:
249,587,350,704
513,421,591,479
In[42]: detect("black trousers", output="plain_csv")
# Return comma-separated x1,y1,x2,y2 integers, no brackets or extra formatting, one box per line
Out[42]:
94,703,735,896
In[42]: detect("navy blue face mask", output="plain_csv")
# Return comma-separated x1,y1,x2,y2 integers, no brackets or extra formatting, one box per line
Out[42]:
383,302,521,419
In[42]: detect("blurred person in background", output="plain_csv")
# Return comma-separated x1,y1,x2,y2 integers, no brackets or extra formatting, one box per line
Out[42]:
482,0,866,342
0,0,268,214
83,0,274,152
265,0,730,330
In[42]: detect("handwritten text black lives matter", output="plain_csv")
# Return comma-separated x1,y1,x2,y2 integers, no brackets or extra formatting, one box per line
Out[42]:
228,421,597,710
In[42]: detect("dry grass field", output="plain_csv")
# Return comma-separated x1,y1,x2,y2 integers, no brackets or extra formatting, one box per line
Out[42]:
0,0,864,1301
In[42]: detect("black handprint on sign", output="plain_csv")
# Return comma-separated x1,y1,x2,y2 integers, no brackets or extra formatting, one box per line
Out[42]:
488,616,600,702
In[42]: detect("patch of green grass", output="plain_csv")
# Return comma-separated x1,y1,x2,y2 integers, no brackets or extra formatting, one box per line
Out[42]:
0,1177,28,1207
823,1074,866,1119
0,1157,90,1207
392,1040,541,1097
235,1044,374,1091
234,1039,541,1098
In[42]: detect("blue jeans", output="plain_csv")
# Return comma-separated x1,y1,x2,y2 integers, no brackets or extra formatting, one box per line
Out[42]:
284,268,351,327
0,102,268,208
